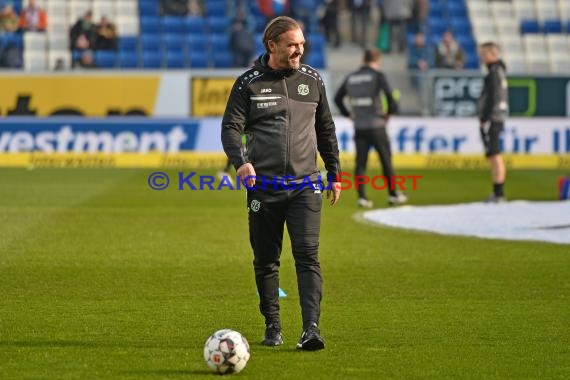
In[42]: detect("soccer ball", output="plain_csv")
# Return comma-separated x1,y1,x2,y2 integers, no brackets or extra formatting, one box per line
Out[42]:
203,329,250,375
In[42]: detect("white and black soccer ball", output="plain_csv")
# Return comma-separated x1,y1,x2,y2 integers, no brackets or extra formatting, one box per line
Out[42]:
203,329,250,375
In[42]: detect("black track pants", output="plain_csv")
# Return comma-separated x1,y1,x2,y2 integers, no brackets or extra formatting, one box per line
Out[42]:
247,185,323,328
354,128,397,199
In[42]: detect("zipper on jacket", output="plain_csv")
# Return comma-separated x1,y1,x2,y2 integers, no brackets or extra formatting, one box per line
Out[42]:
282,77,290,179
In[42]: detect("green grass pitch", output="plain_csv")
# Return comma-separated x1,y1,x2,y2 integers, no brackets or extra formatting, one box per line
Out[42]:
1,168,569,379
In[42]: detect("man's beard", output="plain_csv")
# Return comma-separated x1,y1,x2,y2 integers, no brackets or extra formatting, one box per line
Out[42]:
285,53,302,69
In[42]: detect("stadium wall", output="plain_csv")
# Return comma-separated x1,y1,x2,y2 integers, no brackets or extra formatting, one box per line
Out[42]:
1,116,569,169
0,70,331,117
0,71,568,169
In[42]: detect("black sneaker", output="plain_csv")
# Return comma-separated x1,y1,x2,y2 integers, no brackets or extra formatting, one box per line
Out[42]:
296,323,325,351
261,323,283,346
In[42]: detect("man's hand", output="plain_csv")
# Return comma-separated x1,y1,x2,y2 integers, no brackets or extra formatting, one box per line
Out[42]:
418,59,428,71
326,182,341,206
237,163,256,188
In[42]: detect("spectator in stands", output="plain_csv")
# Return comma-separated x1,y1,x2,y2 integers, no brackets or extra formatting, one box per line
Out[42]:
19,0,47,32
0,4,22,68
0,44,22,67
256,0,290,19
0,3,20,32
229,4,256,34
349,0,371,48
408,32,430,90
72,50,97,69
409,0,428,35
320,0,340,48
291,0,319,34
70,10,96,51
435,31,465,69
408,32,429,71
229,15,254,67
383,0,413,53
160,0,188,16
53,58,65,71
94,16,118,51
188,0,202,16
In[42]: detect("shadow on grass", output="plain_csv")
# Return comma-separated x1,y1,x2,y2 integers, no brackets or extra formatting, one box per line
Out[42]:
0,340,101,348
251,342,325,353
120,369,212,377
0,340,192,349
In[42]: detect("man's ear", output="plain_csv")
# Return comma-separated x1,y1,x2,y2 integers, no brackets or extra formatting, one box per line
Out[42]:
267,40,276,53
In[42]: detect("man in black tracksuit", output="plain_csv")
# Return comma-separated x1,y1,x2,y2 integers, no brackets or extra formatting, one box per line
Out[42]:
334,48,406,208
477,42,508,203
221,16,341,351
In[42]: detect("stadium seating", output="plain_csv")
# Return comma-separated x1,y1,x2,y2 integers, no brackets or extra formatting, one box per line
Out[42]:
467,0,570,73
11,0,329,71
414,0,480,69
94,50,118,68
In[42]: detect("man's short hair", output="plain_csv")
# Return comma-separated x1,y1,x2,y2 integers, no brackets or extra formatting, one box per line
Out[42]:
480,41,500,52
262,16,301,53
363,48,381,64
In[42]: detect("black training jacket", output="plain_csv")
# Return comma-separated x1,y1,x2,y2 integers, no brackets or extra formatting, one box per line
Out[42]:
334,66,398,129
221,54,340,183
477,60,509,123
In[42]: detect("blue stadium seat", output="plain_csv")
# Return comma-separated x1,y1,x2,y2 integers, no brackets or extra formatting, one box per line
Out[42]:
163,33,184,52
212,51,233,68
207,17,228,34
139,1,158,16
206,1,226,17
446,3,468,19
450,18,471,38
406,33,416,48
94,51,118,68
142,51,162,68
185,16,206,34
308,33,325,51
140,16,160,34
140,34,161,52
543,20,563,34
306,53,326,69
254,15,268,33
189,51,209,68
187,33,209,52
456,35,476,53
520,20,540,34
162,16,186,34
465,53,480,69
210,34,229,50
428,18,448,36
166,51,187,68
0,32,23,49
72,50,83,61
255,37,265,56
428,34,443,46
119,37,138,52
7,0,22,14
119,51,139,68
428,4,444,19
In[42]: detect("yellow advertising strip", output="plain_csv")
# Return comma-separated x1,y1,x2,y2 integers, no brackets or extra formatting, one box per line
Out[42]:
0,76,160,116
1,153,569,170
191,77,235,116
